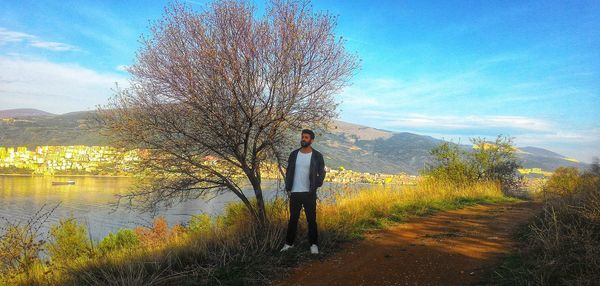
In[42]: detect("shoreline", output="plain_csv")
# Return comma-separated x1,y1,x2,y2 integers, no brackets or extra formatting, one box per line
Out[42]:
0,173,132,178
0,173,417,185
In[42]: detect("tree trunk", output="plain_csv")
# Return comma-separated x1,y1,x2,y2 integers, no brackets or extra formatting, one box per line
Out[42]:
246,170,267,225
224,181,259,222
252,182,267,225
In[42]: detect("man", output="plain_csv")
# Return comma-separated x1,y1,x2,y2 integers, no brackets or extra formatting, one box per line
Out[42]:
280,129,326,254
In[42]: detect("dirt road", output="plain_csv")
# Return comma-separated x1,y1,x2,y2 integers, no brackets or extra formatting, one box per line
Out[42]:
274,201,540,286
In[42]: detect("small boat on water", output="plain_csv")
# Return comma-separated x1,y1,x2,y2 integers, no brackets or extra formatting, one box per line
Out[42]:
52,180,76,186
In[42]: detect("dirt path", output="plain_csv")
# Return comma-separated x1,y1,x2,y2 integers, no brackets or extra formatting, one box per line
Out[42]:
274,201,540,286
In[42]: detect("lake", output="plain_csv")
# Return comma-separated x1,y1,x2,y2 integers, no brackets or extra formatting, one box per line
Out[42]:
0,175,379,241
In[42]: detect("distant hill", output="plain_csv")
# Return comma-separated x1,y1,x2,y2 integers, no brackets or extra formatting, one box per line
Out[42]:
516,146,583,171
315,121,444,174
318,121,587,174
0,108,55,118
0,109,588,174
0,110,109,147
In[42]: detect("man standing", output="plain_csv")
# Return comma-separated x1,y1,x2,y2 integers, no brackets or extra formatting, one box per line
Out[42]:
280,129,326,254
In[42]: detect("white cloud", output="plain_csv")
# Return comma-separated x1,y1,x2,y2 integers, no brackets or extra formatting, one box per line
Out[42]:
358,110,553,132
515,129,600,162
0,27,78,51
0,56,128,113
29,40,78,51
520,128,600,143
0,28,34,44
116,64,129,72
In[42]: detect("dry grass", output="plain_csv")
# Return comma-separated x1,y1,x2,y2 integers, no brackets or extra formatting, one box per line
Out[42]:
2,178,513,286
486,167,600,286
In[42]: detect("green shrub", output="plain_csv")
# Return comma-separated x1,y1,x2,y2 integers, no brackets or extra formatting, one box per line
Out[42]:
545,166,581,195
98,229,139,254
489,160,600,285
0,204,58,284
423,135,522,194
47,217,92,266
188,213,212,234
0,225,44,281
425,141,477,186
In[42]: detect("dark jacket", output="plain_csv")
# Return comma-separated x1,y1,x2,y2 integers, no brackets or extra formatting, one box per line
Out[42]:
285,148,326,194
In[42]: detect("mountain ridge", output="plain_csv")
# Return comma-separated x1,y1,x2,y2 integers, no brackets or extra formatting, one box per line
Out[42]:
0,109,587,174
0,108,55,118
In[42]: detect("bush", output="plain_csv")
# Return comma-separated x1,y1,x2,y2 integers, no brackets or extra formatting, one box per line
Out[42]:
425,140,477,186
423,135,522,194
0,225,44,281
545,166,582,196
0,204,57,284
98,229,139,254
491,159,600,285
47,217,93,267
133,217,186,248
188,213,212,234
470,136,522,192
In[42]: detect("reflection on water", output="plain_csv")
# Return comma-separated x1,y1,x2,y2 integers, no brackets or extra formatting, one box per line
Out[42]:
0,176,383,241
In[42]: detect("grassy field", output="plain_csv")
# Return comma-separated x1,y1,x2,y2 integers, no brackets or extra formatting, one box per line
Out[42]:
2,178,516,286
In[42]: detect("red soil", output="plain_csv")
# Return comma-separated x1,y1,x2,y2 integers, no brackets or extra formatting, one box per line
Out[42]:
273,201,540,286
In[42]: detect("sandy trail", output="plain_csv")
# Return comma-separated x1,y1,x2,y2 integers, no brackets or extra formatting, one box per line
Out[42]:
273,201,540,286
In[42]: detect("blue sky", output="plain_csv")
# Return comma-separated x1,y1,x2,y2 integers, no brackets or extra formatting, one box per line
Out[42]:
0,0,598,162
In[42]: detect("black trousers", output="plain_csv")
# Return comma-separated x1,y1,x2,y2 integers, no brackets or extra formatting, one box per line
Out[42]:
285,191,318,246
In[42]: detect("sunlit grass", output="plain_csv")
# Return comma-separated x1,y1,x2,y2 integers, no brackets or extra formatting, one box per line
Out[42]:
3,178,516,285
318,178,514,237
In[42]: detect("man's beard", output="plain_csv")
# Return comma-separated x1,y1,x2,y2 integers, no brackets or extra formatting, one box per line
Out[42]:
300,140,311,147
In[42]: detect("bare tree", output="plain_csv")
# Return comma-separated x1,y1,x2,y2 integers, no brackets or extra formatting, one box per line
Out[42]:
98,0,359,224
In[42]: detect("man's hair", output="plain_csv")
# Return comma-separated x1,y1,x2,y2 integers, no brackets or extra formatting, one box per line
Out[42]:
301,129,315,140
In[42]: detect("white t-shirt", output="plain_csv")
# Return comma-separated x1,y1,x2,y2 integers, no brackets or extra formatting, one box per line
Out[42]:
291,151,312,192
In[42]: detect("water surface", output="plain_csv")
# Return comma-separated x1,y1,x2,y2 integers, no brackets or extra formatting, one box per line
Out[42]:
0,176,382,240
